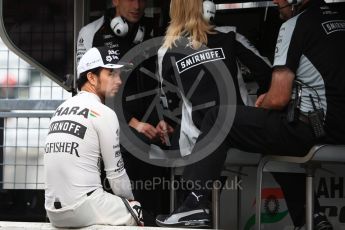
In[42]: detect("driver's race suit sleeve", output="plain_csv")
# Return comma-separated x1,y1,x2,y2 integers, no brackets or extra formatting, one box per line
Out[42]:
93,107,134,200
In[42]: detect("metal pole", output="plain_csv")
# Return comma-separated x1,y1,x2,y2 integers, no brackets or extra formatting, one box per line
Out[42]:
212,182,220,229
306,167,315,230
170,167,175,213
73,0,87,95
255,159,267,230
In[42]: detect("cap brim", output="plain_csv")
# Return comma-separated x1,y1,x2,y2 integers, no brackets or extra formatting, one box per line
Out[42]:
102,62,134,71
101,64,125,69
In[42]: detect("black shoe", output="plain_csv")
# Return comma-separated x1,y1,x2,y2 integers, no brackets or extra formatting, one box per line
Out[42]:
156,192,211,228
314,212,333,230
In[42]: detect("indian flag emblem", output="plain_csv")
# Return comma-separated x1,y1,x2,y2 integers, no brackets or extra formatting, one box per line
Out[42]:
244,187,289,230
89,110,100,118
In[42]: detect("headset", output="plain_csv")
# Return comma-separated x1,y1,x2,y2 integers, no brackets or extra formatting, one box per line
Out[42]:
168,0,216,23
203,0,216,22
110,16,145,44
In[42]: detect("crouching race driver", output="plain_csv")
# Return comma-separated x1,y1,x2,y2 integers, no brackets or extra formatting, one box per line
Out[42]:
44,46,142,227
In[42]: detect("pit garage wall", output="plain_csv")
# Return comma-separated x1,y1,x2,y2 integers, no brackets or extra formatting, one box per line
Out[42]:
219,165,345,229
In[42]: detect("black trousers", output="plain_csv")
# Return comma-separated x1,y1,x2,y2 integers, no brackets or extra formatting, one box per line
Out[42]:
183,105,319,226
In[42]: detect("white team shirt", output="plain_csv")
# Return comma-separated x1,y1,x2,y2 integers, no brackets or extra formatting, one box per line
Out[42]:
44,91,132,209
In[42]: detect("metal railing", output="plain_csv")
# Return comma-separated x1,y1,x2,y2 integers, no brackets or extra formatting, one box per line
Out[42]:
0,112,53,189
0,38,70,190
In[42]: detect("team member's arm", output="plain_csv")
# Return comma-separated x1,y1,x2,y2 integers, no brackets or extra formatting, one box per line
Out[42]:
156,120,174,144
256,67,294,109
235,32,272,95
95,109,134,200
124,57,160,141
257,20,302,110
129,117,159,140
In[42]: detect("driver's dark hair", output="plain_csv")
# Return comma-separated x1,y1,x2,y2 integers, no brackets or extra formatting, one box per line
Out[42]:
77,67,102,90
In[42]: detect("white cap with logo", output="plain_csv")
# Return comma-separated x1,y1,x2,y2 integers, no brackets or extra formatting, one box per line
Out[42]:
77,47,130,78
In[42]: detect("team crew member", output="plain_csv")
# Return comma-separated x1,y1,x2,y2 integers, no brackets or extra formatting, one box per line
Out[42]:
76,0,172,225
44,47,142,228
76,0,159,136
157,0,272,155
156,0,344,228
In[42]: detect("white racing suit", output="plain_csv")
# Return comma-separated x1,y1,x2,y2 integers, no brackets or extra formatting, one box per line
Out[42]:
44,91,138,227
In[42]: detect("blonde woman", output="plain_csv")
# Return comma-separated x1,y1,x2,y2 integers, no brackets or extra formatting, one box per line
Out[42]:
156,0,271,227
157,0,272,153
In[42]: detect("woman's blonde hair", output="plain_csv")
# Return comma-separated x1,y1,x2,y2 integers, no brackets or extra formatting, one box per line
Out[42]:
163,0,215,49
